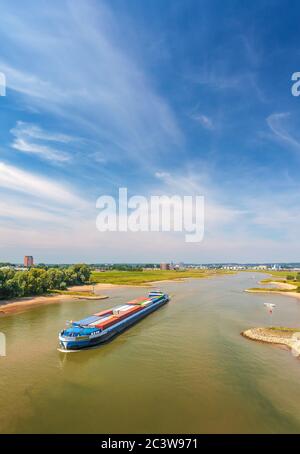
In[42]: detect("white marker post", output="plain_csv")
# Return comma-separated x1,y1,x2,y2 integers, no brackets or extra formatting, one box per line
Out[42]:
264,303,276,326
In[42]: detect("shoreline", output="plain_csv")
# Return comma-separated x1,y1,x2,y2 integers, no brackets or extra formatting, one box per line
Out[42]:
0,281,160,316
0,272,234,316
0,282,162,316
242,327,300,352
245,281,300,300
243,277,300,357
0,285,109,316
268,281,297,290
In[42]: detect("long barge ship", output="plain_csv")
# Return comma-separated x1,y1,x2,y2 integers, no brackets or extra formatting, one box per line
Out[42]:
58,290,169,350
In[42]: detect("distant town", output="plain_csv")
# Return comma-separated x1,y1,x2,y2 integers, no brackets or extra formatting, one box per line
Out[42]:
1,257,300,272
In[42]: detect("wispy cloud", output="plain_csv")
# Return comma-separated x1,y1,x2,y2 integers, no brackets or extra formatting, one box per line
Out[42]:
0,161,85,207
11,122,74,143
0,0,299,262
191,113,214,130
155,171,171,179
153,170,245,227
0,0,183,165
11,138,70,162
267,112,300,153
0,63,65,101
0,198,65,224
10,122,72,162
0,161,92,255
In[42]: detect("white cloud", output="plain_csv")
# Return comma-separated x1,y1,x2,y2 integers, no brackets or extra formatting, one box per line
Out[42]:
155,171,171,179
0,199,65,223
0,1,183,164
10,121,71,162
267,112,300,153
152,170,244,228
90,151,107,164
11,121,74,143
0,63,65,101
0,161,92,257
192,113,214,130
0,161,85,207
11,138,70,162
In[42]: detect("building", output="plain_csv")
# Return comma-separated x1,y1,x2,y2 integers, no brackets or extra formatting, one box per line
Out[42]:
24,256,34,267
160,263,170,270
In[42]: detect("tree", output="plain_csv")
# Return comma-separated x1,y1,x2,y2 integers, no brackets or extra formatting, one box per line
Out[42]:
0,264,91,300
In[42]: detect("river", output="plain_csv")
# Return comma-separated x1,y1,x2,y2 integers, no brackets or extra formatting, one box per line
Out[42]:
1,272,300,433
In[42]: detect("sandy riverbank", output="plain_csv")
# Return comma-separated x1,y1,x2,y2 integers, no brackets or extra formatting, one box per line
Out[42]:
0,273,231,316
242,327,300,353
67,283,149,291
0,281,170,316
245,281,300,300
0,289,108,316
269,281,297,290
0,280,159,316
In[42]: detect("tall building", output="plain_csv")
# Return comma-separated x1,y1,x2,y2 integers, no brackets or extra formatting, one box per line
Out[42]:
160,263,170,270
24,256,34,267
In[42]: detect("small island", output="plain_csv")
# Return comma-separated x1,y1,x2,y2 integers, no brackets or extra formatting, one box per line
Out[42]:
242,327,300,351
243,271,300,356
245,270,300,300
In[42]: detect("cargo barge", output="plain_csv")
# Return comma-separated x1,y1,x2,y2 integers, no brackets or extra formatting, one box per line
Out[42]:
58,291,169,350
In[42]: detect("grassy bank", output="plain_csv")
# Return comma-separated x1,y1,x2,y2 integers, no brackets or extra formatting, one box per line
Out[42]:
246,287,298,293
247,271,300,294
90,269,233,286
258,270,300,282
268,326,300,333
260,270,299,279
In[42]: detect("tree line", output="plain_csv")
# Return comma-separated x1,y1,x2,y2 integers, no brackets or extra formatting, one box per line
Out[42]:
0,264,91,300
91,264,159,271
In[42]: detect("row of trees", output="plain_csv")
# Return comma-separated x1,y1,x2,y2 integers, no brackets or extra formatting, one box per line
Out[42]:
91,264,159,271
0,264,91,299
109,264,144,271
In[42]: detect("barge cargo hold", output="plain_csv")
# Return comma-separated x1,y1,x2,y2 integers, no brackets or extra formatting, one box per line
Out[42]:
58,291,169,350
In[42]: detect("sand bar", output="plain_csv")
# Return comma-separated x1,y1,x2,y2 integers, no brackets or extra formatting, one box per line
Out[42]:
0,289,108,316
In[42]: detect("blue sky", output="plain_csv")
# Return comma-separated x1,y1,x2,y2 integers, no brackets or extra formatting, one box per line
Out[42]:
1,0,300,263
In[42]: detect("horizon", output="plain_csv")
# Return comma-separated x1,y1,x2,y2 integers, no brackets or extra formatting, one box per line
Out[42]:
3,260,300,266
1,0,300,262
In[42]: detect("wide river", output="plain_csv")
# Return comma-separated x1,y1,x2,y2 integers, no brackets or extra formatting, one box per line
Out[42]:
1,272,300,433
